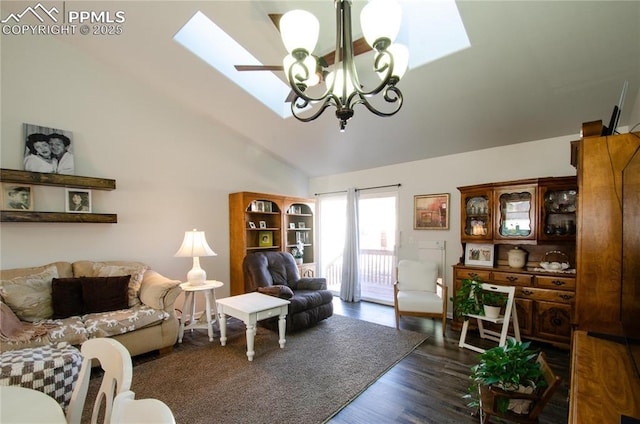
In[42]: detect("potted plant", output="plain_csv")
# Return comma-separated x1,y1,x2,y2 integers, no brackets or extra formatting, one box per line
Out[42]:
481,290,507,319
465,338,546,414
292,241,304,265
451,278,484,319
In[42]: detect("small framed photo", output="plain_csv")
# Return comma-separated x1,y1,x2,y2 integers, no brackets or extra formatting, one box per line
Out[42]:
258,231,273,247
259,221,267,229
298,222,305,229
414,193,450,230
289,223,296,229
249,221,256,229
255,201,265,212
2,183,33,211
264,202,272,213
65,189,91,213
464,243,495,267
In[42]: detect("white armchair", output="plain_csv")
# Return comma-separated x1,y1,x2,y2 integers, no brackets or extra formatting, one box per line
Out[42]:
393,259,448,335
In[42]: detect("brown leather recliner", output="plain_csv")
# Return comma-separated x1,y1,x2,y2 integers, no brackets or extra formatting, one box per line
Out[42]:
242,251,333,332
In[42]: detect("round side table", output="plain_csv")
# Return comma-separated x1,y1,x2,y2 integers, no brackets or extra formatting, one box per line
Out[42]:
178,280,224,342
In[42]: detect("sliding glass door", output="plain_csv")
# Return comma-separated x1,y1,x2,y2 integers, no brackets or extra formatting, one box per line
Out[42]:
317,188,398,304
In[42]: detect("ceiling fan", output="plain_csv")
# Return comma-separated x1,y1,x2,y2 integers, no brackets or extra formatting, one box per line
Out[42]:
233,13,373,102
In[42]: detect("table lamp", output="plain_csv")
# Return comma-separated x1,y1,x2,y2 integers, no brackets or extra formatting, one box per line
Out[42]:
174,229,217,285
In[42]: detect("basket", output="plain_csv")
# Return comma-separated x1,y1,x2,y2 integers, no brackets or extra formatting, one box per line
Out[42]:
539,250,570,271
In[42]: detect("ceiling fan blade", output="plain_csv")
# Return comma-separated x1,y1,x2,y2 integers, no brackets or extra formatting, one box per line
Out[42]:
235,65,284,72
268,13,282,31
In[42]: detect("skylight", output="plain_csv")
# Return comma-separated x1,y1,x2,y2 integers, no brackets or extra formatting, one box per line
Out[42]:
174,11,293,118
174,2,469,119
397,1,470,68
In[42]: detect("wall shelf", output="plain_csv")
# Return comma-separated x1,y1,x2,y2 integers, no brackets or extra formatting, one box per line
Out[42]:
1,211,117,223
0,168,115,190
0,169,117,223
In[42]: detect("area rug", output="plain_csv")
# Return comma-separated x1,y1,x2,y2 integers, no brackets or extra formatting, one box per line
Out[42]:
88,314,427,424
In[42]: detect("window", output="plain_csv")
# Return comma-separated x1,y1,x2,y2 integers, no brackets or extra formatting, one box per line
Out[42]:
318,189,398,304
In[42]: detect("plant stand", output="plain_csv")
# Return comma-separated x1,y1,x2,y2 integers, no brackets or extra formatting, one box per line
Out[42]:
458,284,520,353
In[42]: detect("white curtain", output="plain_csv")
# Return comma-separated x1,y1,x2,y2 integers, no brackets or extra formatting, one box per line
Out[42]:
340,187,361,302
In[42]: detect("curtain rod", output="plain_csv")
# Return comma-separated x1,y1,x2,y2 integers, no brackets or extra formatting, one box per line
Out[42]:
314,183,401,197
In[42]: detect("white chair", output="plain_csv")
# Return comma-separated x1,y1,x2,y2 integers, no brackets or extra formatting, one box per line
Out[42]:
110,390,176,424
394,259,448,335
66,338,133,424
458,283,521,353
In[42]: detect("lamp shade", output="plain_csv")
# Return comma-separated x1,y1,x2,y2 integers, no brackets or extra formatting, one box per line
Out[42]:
280,9,320,54
360,0,402,49
175,229,216,285
174,229,217,258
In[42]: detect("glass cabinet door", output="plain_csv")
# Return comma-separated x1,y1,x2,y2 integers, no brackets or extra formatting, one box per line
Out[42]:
539,186,577,240
494,186,536,240
461,188,492,241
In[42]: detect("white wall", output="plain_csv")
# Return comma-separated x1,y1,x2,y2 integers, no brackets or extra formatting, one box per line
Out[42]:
0,33,308,298
309,134,578,311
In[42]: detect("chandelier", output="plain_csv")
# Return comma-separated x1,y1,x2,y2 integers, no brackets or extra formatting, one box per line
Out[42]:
279,0,408,132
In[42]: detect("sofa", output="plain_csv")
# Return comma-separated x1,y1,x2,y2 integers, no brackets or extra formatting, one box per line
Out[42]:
243,252,333,332
0,261,181,356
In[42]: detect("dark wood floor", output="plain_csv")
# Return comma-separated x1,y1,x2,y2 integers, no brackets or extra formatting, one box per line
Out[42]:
327,298,570,424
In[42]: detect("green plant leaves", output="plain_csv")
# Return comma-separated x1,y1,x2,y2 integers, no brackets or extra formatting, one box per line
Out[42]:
465,338,547,409
451,278,483,318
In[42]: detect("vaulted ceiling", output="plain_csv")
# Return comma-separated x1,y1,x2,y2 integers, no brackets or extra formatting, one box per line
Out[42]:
4,1,639,177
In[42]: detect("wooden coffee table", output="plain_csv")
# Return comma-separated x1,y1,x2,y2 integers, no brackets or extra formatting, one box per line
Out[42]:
216,292,290,361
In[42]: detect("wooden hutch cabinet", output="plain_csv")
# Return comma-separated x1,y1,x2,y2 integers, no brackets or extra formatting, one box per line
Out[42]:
459,176,577,245
568,128,640,423
455,176,577,348
229,192,315,296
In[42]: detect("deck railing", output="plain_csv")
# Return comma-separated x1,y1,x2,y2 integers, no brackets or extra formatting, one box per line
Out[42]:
325,249,395,299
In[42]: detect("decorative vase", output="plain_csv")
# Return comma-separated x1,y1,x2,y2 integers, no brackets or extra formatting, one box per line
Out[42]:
295,257,303,265
483,304,501,319
507,246,527,269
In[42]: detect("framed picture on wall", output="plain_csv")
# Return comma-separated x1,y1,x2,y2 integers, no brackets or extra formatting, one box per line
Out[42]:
2,183,33,211
23,123,75,175
65,189,91,213
414,193,450,230
464,243,495,267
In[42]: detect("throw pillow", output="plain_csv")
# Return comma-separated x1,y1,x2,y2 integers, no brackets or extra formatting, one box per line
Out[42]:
0,265,58,322
257,285,294,299
93,263,147,307
51,277,85,319
81,275,130,314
